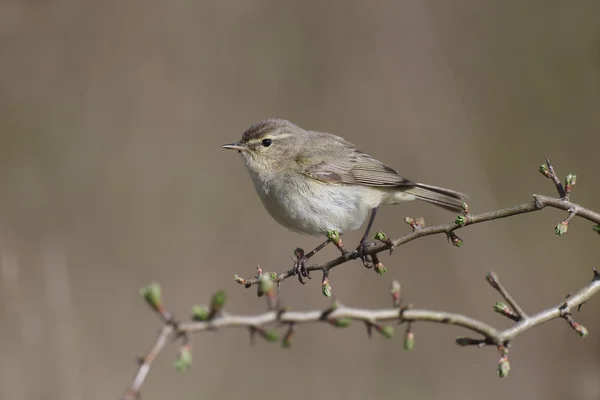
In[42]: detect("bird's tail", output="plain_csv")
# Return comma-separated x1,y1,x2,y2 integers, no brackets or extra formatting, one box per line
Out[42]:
403,183,468,212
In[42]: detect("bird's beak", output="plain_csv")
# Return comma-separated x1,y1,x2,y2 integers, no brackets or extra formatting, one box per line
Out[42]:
222,142,247,151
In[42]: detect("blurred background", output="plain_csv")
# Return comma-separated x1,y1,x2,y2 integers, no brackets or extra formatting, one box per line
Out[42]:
1,1,600,399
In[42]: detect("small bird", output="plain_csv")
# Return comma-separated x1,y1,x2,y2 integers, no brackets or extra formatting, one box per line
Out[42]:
223,119,467,280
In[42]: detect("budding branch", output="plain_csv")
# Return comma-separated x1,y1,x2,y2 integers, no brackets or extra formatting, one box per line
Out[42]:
121,158,600,400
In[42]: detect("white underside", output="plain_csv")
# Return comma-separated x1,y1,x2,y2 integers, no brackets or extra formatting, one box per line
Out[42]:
248,169,415,236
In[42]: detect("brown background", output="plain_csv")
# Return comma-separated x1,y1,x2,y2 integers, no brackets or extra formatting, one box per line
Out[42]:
1,1,600,399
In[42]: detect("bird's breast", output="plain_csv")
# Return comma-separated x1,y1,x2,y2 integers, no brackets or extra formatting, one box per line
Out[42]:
248,170,380,235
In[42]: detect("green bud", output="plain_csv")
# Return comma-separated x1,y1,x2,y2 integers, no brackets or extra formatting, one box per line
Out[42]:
379,325,394,339
404,330,415,351
326,230,341,245
174,347,192,371
593,224,600,234
497,356,510,378
555,221,568,237
262,330,279,342
389,280,401,306
259,274,275,295
455,215,467,227
565,173,577,187
404,217,414,225
140,282,162,311
191,305,209,321
322,277,332,297
539,164,550,177
281,336,292,348
233,274,246,285
460,202,469,213
210,291,227,314
374,231,388,242
452,237,463,247
493,301,508,314
331,317,352,328
374,263,387,276
573,322,588,338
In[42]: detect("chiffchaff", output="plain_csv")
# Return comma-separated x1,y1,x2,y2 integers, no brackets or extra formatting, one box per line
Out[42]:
223,119,467,280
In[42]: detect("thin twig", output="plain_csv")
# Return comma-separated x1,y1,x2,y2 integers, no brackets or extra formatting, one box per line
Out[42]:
486,272,527,320
122,325,174,400
121,158,599,398
121,269,600,398
236,194,600,287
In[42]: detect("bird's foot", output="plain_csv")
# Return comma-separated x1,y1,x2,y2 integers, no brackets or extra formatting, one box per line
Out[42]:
355,240,376,268
293,248,312,284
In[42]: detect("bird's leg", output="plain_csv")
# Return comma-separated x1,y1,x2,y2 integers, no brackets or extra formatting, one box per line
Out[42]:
356,207,379,267
293,239,331,284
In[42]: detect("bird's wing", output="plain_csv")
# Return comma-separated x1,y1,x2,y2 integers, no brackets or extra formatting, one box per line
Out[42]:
298,134,414,187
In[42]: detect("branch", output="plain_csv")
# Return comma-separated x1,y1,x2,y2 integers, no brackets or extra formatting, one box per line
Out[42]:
120,157,600,398
122,268,599,398
234,194,600,288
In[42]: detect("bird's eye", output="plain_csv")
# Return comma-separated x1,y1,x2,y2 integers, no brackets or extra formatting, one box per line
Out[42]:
261,138,272,147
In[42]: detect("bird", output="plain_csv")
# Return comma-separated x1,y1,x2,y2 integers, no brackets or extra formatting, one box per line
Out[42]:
223,118,468,281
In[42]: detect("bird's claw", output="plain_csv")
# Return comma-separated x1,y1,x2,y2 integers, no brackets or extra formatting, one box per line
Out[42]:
356,240,375,268
293,248,312,284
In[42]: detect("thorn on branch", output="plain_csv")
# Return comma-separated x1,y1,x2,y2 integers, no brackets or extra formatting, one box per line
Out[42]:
455,337,487,347
540,156,566,198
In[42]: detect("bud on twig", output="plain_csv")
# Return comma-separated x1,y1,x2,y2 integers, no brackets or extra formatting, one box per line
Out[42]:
209,291,226,317
375,324,394,339
322,276,332,298
233,274,247,285
554,220,569,237
564,173,577,198
455,215,468,227
390,280,401,307
447,231,463,247
191,305,209,321
493,302,519,321
174,344,192,371
281,324,295,348
404,328,415,351
329,317,352,328
374,262,386,276
497,355,510,378
140,282,163,313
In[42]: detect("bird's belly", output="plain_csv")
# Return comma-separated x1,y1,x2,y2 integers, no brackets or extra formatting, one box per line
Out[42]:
254,177,376,236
